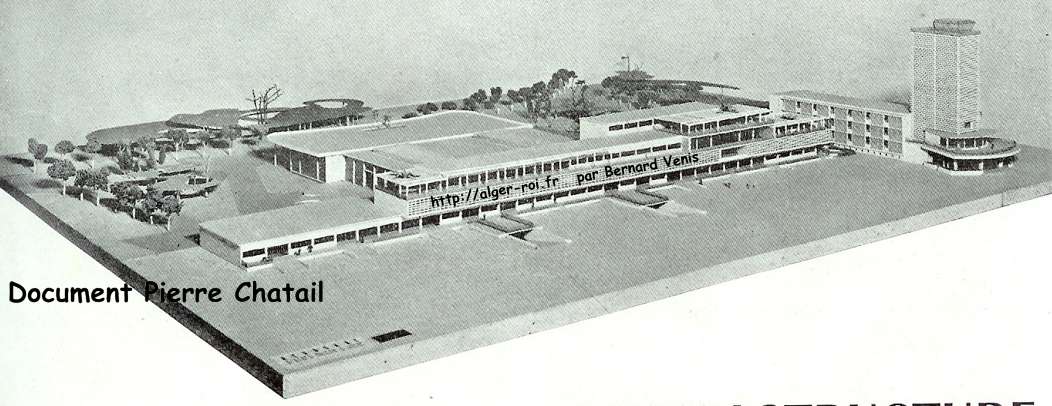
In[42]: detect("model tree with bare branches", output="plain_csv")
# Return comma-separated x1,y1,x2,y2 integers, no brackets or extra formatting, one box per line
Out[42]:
245,84,284,126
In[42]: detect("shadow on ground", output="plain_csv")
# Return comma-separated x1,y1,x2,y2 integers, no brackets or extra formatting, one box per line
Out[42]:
124,231,199,255
33,178,62,189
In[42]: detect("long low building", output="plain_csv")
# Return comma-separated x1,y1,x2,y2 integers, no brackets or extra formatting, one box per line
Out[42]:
199,196,401,267
265,111,529,183
203,102,836,268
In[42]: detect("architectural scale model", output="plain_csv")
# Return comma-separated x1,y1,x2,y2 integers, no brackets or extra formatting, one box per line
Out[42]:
1,18,1048,397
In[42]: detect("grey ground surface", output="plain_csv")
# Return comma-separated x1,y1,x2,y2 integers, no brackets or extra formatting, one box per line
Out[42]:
3,145,1050,396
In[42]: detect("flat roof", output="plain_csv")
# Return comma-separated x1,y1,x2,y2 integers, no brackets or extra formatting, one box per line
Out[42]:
348,127,576,177
910,26,981,36
924,128,999,139
911,19,980,36
167,109,242,130
775,90,910,115
658,104,768,126
267,111,526,157
432,130,680,174
267,100,369,128
357,106,814,181
86,121,170,145
199,196,398,246
363,128,683,183
579,102,719,125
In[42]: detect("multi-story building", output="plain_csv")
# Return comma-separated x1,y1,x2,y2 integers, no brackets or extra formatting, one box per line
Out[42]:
910,18,1018,172
202,103,835,268
197,17,1023,269
769,91,912,159
771,18,1018,173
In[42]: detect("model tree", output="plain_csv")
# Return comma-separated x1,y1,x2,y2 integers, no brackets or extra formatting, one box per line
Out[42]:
33,143,49,161
416,102,439,115
136,135,157,169
55,140,75,158
84,139,102,168
246,84,283,125
141,187,164,225
220,126,240,155
169,128,189,151
111,182,145,218
470,89,487,106
28,140,48,172
109,181,129,208
441,101,458,110
159,195,183,231
27,138,38,172
191,129,213,149
116,144,136,171
462,97,479,111
514,86,532,111
549,69,576,92
74,169,109,204
46,159,76,195
489,87,503,104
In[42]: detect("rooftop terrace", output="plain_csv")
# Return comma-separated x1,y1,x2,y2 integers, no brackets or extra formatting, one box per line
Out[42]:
267,111,526,157
362,128,682,182
911,18,980,36
199,196,398,246
775,90,910,115
579,102,719,125
658,104,768,126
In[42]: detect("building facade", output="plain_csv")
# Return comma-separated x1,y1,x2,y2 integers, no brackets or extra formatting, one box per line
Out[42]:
769,91,912,159
910,18,1018,173
204,103,835,268
367,104,831,218
198,17,1023,269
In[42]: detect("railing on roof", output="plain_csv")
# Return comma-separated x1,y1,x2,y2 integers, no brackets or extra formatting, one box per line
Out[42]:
388,146,688,201
921,138,1019,157
654,117,776,136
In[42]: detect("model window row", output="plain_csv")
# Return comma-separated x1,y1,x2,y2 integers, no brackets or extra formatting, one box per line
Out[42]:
607,119,654,131
790,100,895,124
381,142,684,200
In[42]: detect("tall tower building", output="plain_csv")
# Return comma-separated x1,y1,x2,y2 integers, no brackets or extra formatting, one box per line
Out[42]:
911,18,981,140
909,18,1018,173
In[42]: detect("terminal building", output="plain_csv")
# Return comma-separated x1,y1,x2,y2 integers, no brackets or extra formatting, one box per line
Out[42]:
202,103,834,268
198,17,1021,269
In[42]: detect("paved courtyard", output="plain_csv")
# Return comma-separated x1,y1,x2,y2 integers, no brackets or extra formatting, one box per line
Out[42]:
111,147,1051,371
4,143,1051,396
